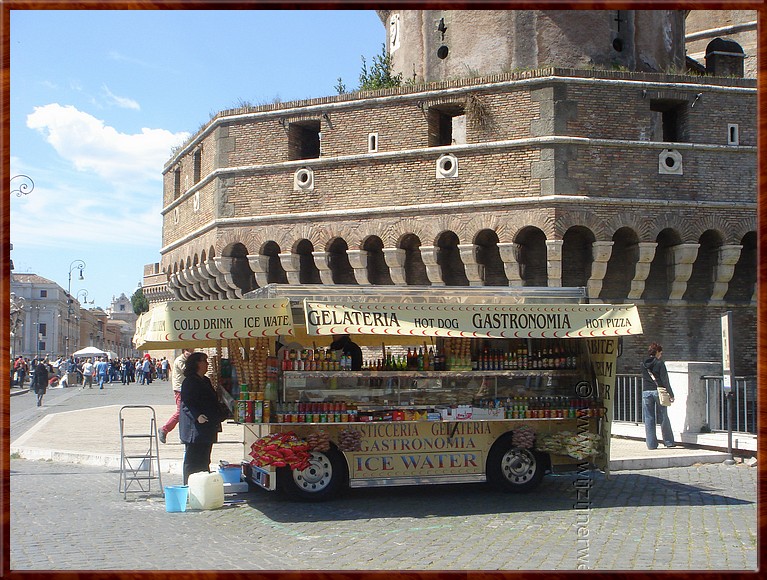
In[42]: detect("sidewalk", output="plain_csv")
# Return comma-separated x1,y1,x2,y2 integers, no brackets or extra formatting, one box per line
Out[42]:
10,388,733,475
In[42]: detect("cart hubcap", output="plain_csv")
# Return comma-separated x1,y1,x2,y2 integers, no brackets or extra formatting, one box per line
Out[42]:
500,448,536,485
293,452,333,492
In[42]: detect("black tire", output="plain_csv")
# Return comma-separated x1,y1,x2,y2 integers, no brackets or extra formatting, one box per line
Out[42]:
277,447,348,502
486,436,547,493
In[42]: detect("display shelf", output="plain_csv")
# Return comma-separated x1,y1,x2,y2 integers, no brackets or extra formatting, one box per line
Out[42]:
282,369,581,379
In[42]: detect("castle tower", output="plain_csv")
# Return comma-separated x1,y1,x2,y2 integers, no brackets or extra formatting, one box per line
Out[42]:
379,10,687,83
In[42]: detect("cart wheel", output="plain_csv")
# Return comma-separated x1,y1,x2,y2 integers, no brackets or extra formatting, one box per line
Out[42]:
277,447,348,502
487,436,547,492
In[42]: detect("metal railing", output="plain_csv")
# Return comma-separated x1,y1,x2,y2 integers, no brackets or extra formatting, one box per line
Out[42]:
614,374,644,423
613,373,757,434
702,376,757,434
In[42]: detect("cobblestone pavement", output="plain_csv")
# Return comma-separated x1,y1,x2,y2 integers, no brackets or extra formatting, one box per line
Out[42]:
9,458,757,571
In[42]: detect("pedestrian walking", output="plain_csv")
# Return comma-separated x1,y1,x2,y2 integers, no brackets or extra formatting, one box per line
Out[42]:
161,357,169,381
641,342,676,450
95,357,109,389
81,359,94,389
179,352,223,484
32,358,49,407
141,355,153,384
158,348,193,443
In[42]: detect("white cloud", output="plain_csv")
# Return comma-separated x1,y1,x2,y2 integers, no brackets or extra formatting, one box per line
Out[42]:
102,85,140,110
26,103,188,182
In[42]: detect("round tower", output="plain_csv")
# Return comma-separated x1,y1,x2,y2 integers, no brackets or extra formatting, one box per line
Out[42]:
378,10,687,83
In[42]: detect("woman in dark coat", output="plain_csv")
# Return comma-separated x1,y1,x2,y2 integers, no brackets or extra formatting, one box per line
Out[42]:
179,352,223,484
32,358,49,407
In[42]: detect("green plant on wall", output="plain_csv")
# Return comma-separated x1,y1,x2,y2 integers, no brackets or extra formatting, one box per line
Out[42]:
337,43,403,94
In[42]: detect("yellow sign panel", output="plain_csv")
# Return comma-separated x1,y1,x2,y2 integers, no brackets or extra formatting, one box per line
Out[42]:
305,301,642,339
586,337,619,473
345,421,495,478
134,299,294,350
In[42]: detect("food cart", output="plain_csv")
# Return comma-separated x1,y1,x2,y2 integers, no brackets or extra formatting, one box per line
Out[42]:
231,285,642,502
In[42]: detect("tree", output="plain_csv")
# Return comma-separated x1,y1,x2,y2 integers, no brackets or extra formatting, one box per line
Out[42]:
358,43,403,91
336,44,403,94
130,287,149,315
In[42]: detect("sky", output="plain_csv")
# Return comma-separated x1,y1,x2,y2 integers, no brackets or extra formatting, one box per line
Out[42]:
8,9,384,310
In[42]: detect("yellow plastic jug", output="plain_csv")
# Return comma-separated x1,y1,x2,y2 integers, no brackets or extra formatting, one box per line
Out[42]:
187,471,224,510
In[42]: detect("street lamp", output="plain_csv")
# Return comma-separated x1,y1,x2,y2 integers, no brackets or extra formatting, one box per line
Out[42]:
66,260,85,357
74,290,93,352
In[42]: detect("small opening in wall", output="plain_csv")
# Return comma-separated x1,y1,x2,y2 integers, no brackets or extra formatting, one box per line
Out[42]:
612,38,623,52
442,159,453,172
437,45,449,59
728,124,739,145
368,133,378,152
664,155,676,168
288,120,321,160
298,171,309,184
428,103,465,146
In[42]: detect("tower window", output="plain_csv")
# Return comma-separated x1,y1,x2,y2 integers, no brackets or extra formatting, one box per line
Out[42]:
173,167,181,199
193,149,202,183
728,124,739,146
288,120,321,160
368,133,378,152
428,104,466,147
650,99,688,143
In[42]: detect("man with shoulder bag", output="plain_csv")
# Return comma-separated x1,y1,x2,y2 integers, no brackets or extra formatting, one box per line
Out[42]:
641,342,676,450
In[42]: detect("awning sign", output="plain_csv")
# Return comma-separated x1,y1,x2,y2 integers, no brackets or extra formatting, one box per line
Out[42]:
134,299,294,349
304,301,642,339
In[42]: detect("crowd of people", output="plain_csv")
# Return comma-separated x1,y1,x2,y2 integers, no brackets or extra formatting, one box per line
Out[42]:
11,353,172,398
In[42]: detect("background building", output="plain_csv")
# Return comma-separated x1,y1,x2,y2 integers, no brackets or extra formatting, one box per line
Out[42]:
11,274,139,360
145,10,756,375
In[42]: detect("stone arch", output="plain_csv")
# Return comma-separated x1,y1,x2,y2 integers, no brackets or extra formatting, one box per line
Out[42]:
501,209,557,243
601,227,640,301
389,217,433,249
401,233,429,285
221,242,257,294
725,231,756,302
327,237,357,284
554,210,606,240
262,240,288,284
562,226,596,288
430,215,476,245
436,230,469,286
295,239,322,284
684,229,723,303
216,228,257,257
363,235,393,285
728,217,757,245
474,228,507,286
514,226,548,286
604,214,654,241
644,228,683,301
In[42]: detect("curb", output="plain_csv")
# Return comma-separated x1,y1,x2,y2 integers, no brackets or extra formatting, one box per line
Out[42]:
609,452,730,471
10,389,30,397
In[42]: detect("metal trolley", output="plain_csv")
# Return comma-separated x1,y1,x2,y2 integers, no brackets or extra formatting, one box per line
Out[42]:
118,405,163,499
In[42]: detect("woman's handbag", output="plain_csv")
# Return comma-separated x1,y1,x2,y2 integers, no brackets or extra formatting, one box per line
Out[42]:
648,369,672,406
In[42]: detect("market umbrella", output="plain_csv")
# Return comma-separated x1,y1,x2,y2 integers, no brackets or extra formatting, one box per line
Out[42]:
106,350,119,360
72,346,107,357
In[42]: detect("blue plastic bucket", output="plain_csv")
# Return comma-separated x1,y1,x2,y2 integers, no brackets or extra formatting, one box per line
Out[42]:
218,465,241,484
164,485,189,513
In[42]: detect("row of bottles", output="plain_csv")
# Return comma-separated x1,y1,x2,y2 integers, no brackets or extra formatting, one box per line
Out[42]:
476,396,604,419
363,347,448,371
281,348,354,371
274,401,359,423
477,339,580,371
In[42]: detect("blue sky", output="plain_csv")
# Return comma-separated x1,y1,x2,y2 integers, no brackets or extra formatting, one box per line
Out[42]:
9,9,383,309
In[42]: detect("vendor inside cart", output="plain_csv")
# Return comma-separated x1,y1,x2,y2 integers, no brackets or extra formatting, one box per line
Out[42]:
330,334,363,370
